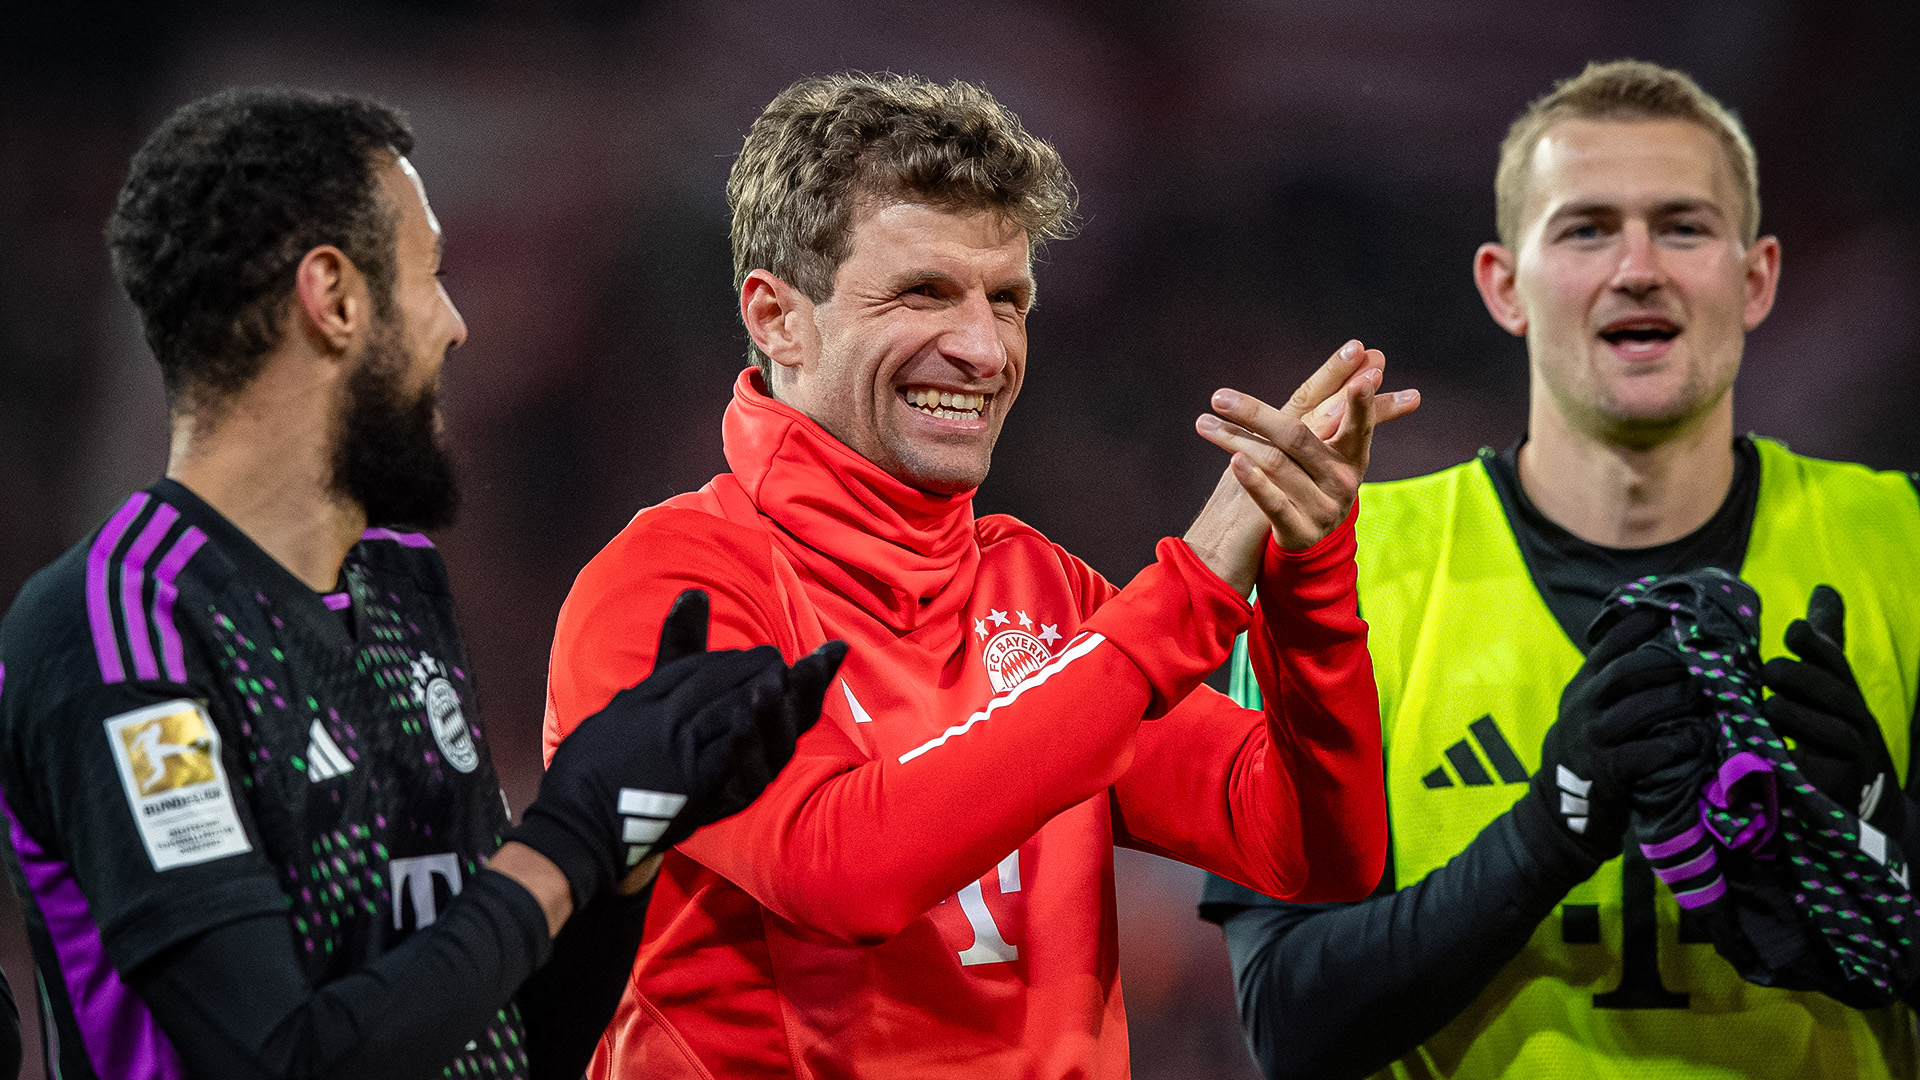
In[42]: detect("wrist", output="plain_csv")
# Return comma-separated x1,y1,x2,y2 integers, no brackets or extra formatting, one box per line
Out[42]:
489,841,575,937
1511,783,1614,890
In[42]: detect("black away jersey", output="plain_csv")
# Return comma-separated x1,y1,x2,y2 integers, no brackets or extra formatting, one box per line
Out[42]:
0,480,526,1079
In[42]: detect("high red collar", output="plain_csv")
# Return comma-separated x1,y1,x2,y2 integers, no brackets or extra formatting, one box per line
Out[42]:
722,369,980,634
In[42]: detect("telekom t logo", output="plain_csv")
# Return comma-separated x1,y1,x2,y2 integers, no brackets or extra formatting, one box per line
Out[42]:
390,852,462,929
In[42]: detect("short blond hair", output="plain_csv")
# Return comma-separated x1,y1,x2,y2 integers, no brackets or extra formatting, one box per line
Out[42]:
728,73,1079,373
1495,60,1759,249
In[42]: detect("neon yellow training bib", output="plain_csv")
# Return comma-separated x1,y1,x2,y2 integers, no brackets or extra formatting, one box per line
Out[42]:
1231,438,1920,1079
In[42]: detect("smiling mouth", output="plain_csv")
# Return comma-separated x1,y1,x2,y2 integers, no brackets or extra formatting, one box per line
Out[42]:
902,388,990,421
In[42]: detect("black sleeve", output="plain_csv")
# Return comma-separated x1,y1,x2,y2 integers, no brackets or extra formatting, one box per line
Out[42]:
518,879,652,1080
130,868,552,1080
0,966,20,1080
1199,794,1602,1080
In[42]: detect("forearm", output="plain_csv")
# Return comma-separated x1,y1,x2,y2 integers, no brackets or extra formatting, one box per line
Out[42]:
519,876,654,1080
1247,510,1387,899
134,869,552,1080
1212,796,1600,1080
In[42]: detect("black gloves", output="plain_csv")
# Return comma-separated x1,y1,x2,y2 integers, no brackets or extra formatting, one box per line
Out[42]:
509,590,847,908
1531,606,1703,863
1763,585,1903,841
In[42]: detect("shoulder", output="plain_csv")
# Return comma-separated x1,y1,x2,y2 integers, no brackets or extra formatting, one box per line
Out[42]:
1752,437,1920,519
555,501,788,661
1355,458,1493,555
974,512,1051,550
1359,458,1486,513
575,503,782,597
2,490,222,701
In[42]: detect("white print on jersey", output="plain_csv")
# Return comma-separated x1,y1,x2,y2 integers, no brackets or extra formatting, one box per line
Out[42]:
954,850,1023,967
391,852,462,929
841,681,875,723
104,699,252,871
306,719,354,781
898,632,1105,764
409,653,478,773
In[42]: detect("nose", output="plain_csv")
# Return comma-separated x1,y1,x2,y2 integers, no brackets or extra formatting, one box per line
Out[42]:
441,287,469,353
1609,221,1667,300
939,291,1008,381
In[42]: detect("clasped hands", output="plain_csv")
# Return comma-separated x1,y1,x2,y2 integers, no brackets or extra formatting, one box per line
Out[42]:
1183,339,1422,595
1535,585,1903,864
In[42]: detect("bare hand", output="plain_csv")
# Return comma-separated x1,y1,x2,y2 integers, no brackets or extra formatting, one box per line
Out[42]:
1183,341,1418,591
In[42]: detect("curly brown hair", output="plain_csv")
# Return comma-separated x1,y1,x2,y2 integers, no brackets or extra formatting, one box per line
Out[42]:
727,73,1078,373
107,87,412,413
1495,60,1759,250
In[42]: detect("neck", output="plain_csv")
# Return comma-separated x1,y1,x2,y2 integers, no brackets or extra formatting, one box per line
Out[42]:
165,361,362,592
1517,392,1736,549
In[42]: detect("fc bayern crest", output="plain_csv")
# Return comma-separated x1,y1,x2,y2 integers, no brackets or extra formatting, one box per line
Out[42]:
408,653,479,773
982,628,1051,693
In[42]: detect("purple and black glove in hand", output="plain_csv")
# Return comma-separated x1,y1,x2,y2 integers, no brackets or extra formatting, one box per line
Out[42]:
1532,606,1709,864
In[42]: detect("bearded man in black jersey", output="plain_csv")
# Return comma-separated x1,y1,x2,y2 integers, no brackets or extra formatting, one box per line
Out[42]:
0,88,842,1080
1201,60,1920,1080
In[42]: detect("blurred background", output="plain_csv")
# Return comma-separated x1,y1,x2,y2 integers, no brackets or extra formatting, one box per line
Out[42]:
3,0,1916,1075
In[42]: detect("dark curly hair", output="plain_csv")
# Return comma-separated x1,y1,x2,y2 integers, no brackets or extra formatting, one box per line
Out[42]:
728,73,1079,373
107,87,413,411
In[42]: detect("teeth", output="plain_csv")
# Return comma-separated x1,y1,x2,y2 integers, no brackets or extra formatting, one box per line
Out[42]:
905,389,986,415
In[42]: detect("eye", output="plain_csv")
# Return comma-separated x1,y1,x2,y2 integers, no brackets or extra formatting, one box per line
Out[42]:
1561,222,1603,242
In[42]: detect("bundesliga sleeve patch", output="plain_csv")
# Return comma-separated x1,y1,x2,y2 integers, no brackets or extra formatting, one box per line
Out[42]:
104,699,252,870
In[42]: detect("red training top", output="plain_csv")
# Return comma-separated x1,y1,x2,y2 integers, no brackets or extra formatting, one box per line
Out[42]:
544,370,1386,1079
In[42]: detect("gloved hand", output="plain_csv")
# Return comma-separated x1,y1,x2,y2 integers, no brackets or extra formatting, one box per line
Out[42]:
1531,606,1703,863
1763,585,1903,841
509,590,847,907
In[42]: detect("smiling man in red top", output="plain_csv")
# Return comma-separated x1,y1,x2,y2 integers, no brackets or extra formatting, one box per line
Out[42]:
544,74,1418,1079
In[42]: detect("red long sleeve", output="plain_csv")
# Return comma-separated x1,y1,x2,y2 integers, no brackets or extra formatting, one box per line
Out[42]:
1110,508,1388,902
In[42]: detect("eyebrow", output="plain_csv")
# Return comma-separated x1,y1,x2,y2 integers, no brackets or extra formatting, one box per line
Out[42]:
1550,197,1728,222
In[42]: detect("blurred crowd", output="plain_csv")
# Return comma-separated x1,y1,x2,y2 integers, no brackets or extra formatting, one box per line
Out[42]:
2,1,1914,1075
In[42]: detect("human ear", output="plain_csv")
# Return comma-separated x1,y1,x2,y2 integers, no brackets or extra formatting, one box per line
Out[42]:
740,269,815,371
1473,243,1528,337
1742,235,1782,331
291,245,369,354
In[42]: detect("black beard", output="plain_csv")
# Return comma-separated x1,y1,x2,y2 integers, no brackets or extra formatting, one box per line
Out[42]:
331,322,460,530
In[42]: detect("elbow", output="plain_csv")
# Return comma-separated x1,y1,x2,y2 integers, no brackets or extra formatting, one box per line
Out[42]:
1265,825,1388,905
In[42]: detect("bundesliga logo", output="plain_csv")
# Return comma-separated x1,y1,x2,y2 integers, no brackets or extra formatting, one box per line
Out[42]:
409,653,479,773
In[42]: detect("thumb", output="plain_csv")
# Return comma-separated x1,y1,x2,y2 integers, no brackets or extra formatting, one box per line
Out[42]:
785,640,849,739
1807,584,1845,650
654,589,711,670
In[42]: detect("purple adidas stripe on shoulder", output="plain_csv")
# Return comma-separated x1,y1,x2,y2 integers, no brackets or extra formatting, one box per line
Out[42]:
152,527,209,684
87,493,150,684
1,787,188,1079
322,592,351,611
362,527,434,548
120,504,179,682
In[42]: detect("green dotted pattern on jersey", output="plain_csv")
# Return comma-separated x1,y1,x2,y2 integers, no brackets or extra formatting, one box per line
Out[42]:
1611,570,1918,1000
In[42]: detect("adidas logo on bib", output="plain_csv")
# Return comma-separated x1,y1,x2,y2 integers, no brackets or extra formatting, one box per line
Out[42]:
1421,715,1528,789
